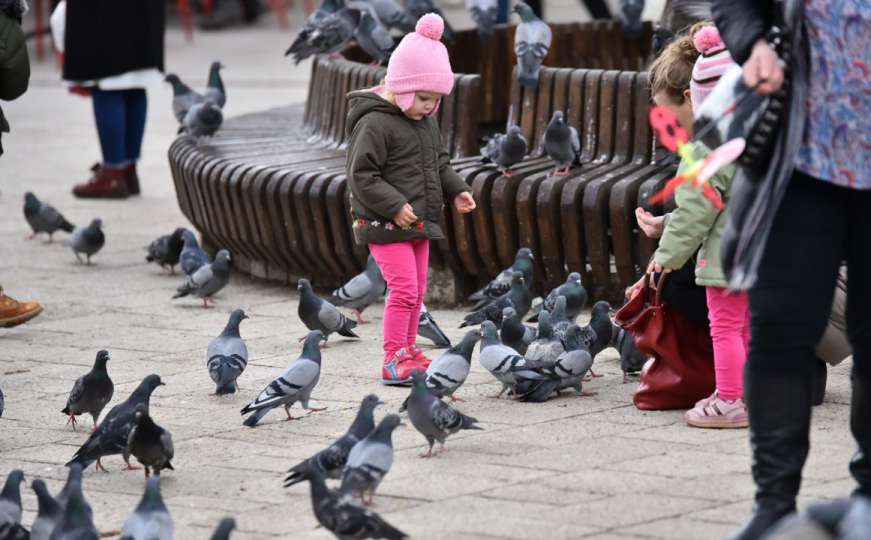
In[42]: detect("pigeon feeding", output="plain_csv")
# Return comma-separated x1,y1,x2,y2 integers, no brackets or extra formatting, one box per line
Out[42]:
69,218,105,264
466,0,498,39
513,325,595,402
124,405,175,478
180,100,223,138
241,331,327,427
461,271,532,328
298,278,359,344
173,249,232,307
120,477,174,540
328,254,387,324
523,311,564,368
286,7,361,65
0,470,24,529
586,300,615,377
528,271,587,322
179,230,210,276
480,125,529,177
418,305,451,347
284,394,382,488
145,228,187,274
23,192,75,242
406,369,482,457
61,349,114,431
513,2,551,88
543,111,580,176
49,473,97,540
31,479,62,540
66,374,165,472
500,306,535,355
423,329,481,401
207,309,249,395
355,9,395,65
340,414,402,505
468,247,534,309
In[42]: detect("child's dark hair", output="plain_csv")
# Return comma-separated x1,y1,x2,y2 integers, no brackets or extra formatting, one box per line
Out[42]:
649,21,711,104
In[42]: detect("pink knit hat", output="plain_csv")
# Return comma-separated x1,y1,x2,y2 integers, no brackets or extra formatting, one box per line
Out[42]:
690,26,737,106
385,13,455,113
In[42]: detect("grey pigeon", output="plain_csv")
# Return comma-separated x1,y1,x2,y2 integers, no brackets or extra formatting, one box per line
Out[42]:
173,249,232,307
0,521,28,540
284,394,382,488
145,227,186,275
240,331,327,427
406,369,482,457
66,374,165,471
23,192,75,242
513,2,551,88
304,466,407,539
588,300,615,360
328,254,387,323
552,296,594,347
340,414,401,504
180,99,223,138
612,324,648,382
0,471,23,528
523,310,564,368
61,349,114,431
179,230,210,276
55,464,92,520
528,271,587,322
31,479,62,540
422,329,481,401
479,320,532,397
120,477,174,540
49,476,97,540
543,111,580,176
298,278,359,343
124,406,175,478
369,0,415,32
164,73,204,124
468,247,534,308
355,9,395,65
405,0,455,41
466,0,498,39
287,8,361,65
480,126,528,177
209,517,236,540
513,325,595,402
461,272,532,328
207,309,249,395
500,306,535,355
417,304,451,347
69,218,105,264
617,0,644,37
285,0,345,59
204,61,226,108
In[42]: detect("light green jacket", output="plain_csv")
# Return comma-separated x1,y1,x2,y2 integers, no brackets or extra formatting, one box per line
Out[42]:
653,141,736,288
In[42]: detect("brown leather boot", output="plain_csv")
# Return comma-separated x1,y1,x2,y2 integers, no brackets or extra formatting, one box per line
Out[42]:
123,162,141,195
73,164,129,199
0,288,43,328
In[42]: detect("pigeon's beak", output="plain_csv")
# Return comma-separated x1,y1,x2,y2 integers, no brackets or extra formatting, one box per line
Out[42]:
242,314,250,320
398,421,406,427
158,382,166,387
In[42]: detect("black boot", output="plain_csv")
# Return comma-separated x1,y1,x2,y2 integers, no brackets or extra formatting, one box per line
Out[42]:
812,358,827,406
730,368,813,540
850,373,871,496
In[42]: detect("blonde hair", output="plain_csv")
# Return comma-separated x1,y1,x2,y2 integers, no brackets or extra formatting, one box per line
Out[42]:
649,21,711,104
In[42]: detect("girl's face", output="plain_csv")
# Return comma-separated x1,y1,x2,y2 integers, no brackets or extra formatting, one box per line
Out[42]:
653,89,694,139
404,91,442,120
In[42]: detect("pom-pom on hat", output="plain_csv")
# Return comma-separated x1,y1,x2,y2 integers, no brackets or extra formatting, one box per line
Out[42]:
690,25,737,106
385,13,455,113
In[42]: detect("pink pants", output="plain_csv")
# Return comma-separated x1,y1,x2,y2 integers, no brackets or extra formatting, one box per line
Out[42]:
369,239,429,359
706,287,751,401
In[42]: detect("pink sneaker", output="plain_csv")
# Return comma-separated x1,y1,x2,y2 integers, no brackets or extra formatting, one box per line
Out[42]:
382,349,416,386
694,390,718,409
408,345,432,370
686,396,748,429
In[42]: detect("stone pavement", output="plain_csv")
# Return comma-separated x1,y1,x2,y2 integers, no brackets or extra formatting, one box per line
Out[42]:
0,6,858,540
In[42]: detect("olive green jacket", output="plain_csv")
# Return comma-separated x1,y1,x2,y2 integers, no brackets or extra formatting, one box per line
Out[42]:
0,10,29,155
654,142,737,288
345,89,470,245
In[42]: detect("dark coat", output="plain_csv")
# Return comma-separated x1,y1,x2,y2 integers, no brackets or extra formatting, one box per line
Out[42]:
62,0,165,82
345,90,471,245
0,8,29,156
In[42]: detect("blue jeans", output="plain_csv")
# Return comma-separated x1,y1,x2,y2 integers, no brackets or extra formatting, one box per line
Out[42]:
91,88,147,167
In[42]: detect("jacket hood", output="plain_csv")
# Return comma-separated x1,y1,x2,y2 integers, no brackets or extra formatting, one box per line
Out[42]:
346,88,404,134
0,0,27,22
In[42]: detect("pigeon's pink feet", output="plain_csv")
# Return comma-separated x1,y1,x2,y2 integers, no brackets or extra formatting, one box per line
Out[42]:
589,369,604,378
123,463,142,471
354,310,369,324
95,459,108,473
319,341,330,349
501,169,514,178
284,410,299,421
577,390,598,397
66,415,78,431
449,395,465,403
306,406,327,413
550,167,570,177
420,447,434,458
437,444,449,454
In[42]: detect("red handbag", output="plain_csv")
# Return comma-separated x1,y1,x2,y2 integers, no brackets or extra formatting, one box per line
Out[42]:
614,273,715,410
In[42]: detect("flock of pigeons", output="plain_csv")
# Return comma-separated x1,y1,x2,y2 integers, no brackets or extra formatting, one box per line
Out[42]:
480,109,581,178
165,61,227,139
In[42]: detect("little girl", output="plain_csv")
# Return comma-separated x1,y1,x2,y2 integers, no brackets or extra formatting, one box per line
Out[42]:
345,14,476,385
648,24,750,428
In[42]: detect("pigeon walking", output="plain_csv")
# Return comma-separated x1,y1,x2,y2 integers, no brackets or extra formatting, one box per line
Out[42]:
468,247,534,308
120,477,174,540
355,10,395,65
179,230,210,276
66,374,165,472
328,254,387,323
204,61,226,108
528,271,587,322
406,369,482,457
462,272,532,328
298,279,359,343
145,227,187,274
207,309,249,395
23,192,75,242
55,465,92,519
406,0,455,41
480,126,528,177
124,406,175,478
69,218,105,264
31,480,62,540
513,325,595,402
285,394,382,488
513,2,551,88
422,329,481,401
340,414,401,504
209,517,236,540
49,476,97,540
543,111,580,176
466,0,498,39
500,306,535,355
479,321,536,398
180,99,223,138
165,73,205,124
0,471,23,528
61,349,114,431
173,249,232,307
241,331,327,427
417,305,451,347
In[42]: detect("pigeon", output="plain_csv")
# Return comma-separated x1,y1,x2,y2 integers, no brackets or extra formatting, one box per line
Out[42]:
173,249,232,307
543,111,580,176
284,394,382,488
179,230,210,276
513,2,551,88
124,406,175,478
528,271,587,322
23,192,75,242
421,329,481,401
355,9,395,64
69,218,105,264
55,465,92,519
612,325,648,382
479,320,533,397
120,477,174,540
180,99,223,138
587,300,615,359
303,466,407,540
466,0,498,39
523,310,564,368
406,369,482,457
617,0,645,37
145,227,187,274
207,309,249,395
500,306,535,355
209,518,236,540
285,0,345,60
298,278,359,343
551,296,596,349
0,470,23,528
417,305,451,347
31,479,62,540
287,8,361,65
49,476,97,540
66,374,165,472
164,73,205,124
405,0,455,41
513,325,595,402
480,126,528,177
0,386,4,418
240,330,327,427
340,414,401,504
328,254,387,323
61,349,114,431
468,247,534,307
369,0,415,32
461,271,532,328
204,61,226,108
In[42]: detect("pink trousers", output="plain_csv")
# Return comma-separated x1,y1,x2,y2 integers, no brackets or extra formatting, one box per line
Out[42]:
369,239,429,358
706,287,751,401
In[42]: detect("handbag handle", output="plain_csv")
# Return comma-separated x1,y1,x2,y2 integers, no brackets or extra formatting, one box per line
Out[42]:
643,271,669,307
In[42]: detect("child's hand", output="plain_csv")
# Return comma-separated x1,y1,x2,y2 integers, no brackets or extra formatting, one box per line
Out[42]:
636,208,665,239
393,203,418,228
454,192,476,214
